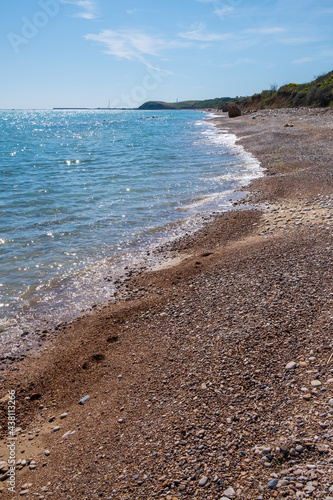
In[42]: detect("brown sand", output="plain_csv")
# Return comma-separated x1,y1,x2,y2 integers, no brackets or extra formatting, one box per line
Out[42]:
0,108,332,499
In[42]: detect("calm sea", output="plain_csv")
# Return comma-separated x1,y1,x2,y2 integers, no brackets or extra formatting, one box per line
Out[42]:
0,109,262,334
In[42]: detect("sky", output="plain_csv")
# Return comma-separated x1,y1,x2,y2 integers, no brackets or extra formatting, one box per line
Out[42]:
1,0,333,108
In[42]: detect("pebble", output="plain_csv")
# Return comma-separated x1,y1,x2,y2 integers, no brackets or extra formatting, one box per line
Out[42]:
43,450,50,457
199,476,208,486
311,380,322,387
60,413,68,419
62,430,75,439
52,426,60,432
286,361,297,370
267,478,279,489
21,483,32,490
78,395,90,405
223,486,235,497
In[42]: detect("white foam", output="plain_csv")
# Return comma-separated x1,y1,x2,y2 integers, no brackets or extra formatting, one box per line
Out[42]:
197,121,264,181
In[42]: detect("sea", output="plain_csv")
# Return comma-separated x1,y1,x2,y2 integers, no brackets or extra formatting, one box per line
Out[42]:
0,109,263,336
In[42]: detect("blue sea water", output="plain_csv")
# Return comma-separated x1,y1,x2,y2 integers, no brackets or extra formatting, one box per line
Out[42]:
0,109,262,334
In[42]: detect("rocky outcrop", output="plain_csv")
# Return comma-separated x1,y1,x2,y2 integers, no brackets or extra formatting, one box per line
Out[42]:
227,102,242,118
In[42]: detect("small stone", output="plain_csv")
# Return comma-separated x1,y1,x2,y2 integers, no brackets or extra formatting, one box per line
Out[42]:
223,487,235,497
20,491,29,496
304,485,316,493
30,393,42,401
21,483,32,490
199,476,208,487
262,446,271,454
329,399,333,406
43,450,50,457
60,413,68,419
303,393,312,400
201,383,207,390
317,444,329,453
267,478,279,489
78,395,90,405
311,380,321,387
62,430,75,439
52,426,60,432
48,416,56,423
286,361,297,370
296,445,303,453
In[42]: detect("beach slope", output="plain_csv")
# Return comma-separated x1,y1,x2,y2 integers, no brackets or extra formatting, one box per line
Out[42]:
0,108,332,499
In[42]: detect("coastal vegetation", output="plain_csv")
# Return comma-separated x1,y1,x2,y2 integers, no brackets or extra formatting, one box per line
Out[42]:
138,97,232,110
139,70,333,111
231,70,333,110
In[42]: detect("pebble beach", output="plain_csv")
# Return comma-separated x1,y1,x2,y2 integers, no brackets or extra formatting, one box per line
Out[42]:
0,107,333,499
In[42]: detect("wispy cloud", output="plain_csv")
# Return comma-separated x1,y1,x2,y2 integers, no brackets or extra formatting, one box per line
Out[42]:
218,57,257,68
280,36,318,45
61,0,98,20
214,6,235,17
293,57,314,64
126,9,138,15
245,27,286,35
84,29,185,71
179,23,230,42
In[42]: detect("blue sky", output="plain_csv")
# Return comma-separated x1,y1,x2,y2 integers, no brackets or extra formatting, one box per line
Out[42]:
1,0,333,108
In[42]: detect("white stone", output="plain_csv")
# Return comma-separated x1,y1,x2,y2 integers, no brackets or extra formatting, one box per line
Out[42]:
223,487,235,497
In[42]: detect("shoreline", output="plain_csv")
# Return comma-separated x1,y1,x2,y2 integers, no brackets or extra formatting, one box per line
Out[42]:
0,111,263,367
0,108,332,499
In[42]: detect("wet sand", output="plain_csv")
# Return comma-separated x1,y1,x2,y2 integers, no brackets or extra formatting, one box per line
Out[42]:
0,108,333,499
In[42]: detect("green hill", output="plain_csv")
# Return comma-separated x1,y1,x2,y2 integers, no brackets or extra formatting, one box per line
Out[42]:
233,70,333,110
138,97,232,110
139,71,333,112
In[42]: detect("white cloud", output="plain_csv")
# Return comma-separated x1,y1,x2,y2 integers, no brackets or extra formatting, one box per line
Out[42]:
280,36,317,45
179,23,230,42
293,57,314,64
85,30,158,58
126,9,138,15
61,0,98,20
84,29,185,71
214,6,235,17
219,58,257,68
245,27,286,35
